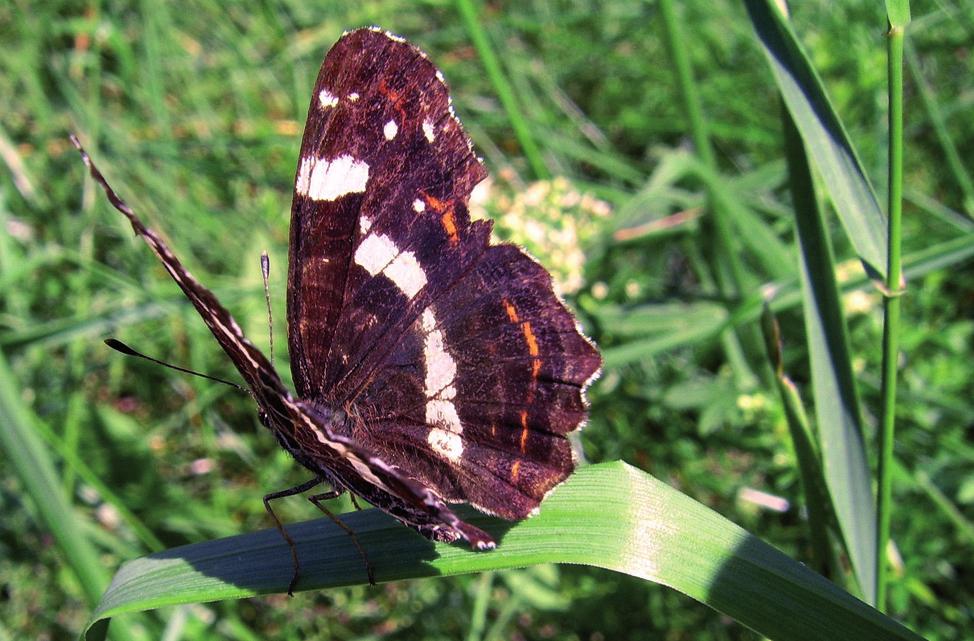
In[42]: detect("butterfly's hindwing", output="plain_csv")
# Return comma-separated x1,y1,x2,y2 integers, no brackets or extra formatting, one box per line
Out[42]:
350,244,601,519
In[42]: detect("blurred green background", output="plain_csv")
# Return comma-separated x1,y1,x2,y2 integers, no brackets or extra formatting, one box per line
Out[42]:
1,1,972,639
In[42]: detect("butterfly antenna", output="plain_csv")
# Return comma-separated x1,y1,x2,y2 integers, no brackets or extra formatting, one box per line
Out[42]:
104,338,248,393
260,251,274,366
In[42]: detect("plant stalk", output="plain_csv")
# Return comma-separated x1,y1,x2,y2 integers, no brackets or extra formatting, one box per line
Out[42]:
875,17,907,611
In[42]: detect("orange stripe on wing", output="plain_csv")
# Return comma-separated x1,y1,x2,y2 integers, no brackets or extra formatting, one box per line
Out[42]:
502,297,519,323
522,320,540,357
522,320,543,380
420,192,460,246
440,209,459,246
503,299,543,400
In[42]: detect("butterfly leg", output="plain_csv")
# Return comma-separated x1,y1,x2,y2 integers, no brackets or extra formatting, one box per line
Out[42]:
349,493,365,511
307,492,376,586
263,477,325,595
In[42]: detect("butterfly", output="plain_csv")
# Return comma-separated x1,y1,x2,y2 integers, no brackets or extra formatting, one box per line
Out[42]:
74,27,601,594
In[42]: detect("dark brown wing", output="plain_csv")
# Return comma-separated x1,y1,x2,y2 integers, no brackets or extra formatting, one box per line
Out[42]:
353,245,601,519
285,29,601,520
287,27,488,402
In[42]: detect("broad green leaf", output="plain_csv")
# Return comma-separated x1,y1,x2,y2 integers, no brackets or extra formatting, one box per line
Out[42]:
85,462,922,641
744,0,888,280
783,109,877,604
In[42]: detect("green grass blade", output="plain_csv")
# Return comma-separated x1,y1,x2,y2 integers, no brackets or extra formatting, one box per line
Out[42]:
903,40,973,215
0,351,137,641
911,465,974,546
599,303,729,368
0,351,108,602
760,305,837,579
690,159,795,280
28,405,165,552
603,232,974,370
659,0,762,389
454,0,548,179
744,0,888,280
83,462,922,641
782,108,876,604
886,1,912,28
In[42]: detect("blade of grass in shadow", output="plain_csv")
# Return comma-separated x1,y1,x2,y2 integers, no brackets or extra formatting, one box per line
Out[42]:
782,106,876,604
84,462,923,641
910,465,974,546
744,0,888,281
28,402,165,551
0,350,138,641
877,4,910,610
904,40,973,214
659,0,761,391
760,304,839,580
466,571,494,641
454,0,548,179
903,189,974,231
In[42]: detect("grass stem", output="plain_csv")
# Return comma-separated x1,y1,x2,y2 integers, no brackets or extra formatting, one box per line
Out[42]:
876,12,908,610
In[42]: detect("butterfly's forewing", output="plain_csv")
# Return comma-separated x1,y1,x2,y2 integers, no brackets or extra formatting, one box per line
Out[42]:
288,29,601,520
287,28,489,402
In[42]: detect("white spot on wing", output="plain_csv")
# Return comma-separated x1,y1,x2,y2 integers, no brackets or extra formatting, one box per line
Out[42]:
348,92,360,102
422,309,456,394
383,119,398,140
355,233,398,275
427,426,463,463
384,250,426,297
422,120,436,143
318,89,338,108
421,307,464,462
359,216,373,234
303,155,370,201
412,199,426,213
354,233,427,297
296,156,314,196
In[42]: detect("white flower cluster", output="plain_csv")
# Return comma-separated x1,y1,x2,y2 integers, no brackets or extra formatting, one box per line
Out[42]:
471,174,611,295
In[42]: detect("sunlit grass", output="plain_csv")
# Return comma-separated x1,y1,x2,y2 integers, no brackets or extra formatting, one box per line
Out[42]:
1,1,972,640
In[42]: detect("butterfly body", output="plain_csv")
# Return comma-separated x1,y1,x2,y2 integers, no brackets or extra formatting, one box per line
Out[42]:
75,26,599,591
